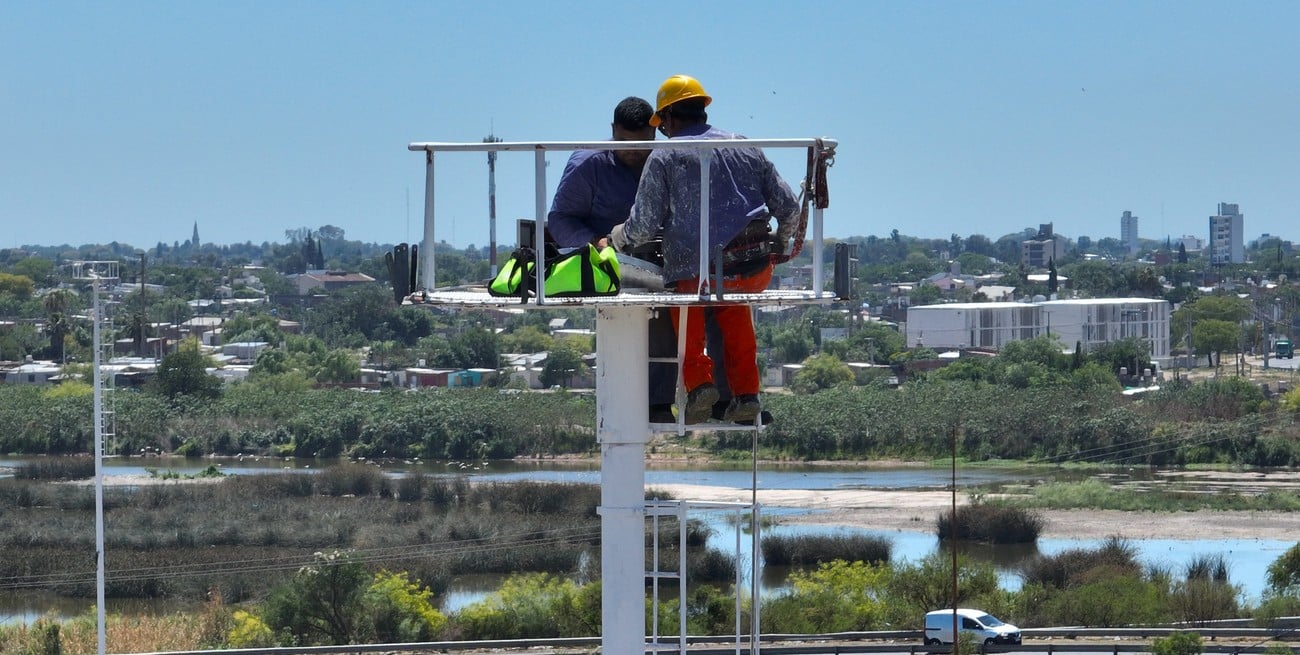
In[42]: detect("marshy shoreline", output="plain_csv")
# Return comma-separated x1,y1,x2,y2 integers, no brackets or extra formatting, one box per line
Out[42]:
73,467,1300,542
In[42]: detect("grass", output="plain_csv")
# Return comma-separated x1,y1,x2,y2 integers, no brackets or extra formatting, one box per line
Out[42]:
0,609,217,655
13,457,95,480
1006,478,1300,512
1020,536,1141,588
761,533,892,567
0,467,603,603
936,500,1044,544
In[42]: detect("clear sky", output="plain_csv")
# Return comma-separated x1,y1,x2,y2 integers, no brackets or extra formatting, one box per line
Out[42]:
3,1,1297,252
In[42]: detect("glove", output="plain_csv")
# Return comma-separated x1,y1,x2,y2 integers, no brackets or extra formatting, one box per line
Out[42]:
609,223,631,252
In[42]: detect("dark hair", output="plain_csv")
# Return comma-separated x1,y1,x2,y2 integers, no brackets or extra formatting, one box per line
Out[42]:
665,97,708,124
613,96,653,131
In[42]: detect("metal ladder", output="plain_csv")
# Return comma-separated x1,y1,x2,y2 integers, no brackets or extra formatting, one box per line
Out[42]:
644,499,761,655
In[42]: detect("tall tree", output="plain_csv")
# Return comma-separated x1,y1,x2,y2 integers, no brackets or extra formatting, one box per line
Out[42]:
41,289,77,362
151,338,222,398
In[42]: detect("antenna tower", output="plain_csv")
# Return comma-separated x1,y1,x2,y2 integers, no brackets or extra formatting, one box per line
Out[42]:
69,260,119,655
484,131,503,276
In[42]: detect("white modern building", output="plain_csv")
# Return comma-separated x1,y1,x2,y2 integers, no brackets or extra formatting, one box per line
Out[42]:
1120,211,1139,256
1021,223,1067,269
906,298,1170,359
1209,202,1244,265
1177,234,1205,252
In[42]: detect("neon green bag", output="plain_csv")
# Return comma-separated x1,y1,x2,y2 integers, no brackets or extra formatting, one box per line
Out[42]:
489,244,621,299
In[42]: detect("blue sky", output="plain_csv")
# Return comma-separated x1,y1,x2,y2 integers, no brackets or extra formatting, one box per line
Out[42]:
3,1,1297,251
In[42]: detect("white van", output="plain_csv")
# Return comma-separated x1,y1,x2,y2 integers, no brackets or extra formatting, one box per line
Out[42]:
923,608,1021,646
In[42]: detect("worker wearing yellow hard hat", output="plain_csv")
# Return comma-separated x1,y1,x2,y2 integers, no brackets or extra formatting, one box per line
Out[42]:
648,74,712,130
613,74,799,425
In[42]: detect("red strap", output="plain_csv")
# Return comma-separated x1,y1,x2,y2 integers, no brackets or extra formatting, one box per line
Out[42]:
771,141,831,264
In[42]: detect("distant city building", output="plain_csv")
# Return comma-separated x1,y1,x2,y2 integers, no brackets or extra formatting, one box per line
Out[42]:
1120,211,1139,256
1021,223,1066,269
1209,202,1244,265
905,298,1170,360
290,270,377,295
1177,234,1204,252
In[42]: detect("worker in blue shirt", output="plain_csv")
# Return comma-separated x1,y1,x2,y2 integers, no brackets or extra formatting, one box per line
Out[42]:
547,97,680,422
548,97,655,248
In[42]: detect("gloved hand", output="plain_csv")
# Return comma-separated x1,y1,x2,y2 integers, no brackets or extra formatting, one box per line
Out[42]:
774,220,798,254
610,223,631,252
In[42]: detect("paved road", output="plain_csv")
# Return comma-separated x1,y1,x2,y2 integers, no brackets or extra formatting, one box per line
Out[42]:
1246,354,1300,371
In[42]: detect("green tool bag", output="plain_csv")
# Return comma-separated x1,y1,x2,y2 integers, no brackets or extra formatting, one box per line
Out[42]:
489,243,621,300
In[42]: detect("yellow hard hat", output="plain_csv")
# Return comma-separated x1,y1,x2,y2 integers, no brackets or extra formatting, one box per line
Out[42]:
649,74,712,127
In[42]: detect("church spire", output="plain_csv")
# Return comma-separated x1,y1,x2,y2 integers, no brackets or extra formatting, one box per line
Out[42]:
191,222,200,247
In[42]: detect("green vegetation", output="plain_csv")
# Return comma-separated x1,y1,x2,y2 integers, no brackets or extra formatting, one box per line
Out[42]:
936,501,1043,543
0,470,602,602
761,533,892,566
3,478,1299,653
1009,478,1300,512
1152,632,1203,655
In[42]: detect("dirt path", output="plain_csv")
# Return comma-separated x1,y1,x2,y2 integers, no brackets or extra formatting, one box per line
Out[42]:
648,484,1300,541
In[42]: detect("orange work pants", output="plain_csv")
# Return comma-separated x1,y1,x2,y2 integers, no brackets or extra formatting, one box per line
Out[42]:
670,264,773,396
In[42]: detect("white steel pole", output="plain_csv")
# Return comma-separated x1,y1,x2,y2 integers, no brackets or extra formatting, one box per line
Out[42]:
596,306,650,655
812,205,824,297
811,143,825,297
92,277,107,655
534,148,547,302
421,151,437,292
697,150,712,296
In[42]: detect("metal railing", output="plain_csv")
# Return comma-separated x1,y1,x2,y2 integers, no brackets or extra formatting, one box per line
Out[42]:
125,624,1300,655
407,138,837,302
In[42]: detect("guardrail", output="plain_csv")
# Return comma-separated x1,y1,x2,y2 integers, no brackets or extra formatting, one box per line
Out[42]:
125,624,1300,655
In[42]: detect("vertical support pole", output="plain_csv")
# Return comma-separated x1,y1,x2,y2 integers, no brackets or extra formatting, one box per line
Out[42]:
811,142,825,298
677,502,687,654
812,205,825,297
421,150,437,292
534,147,548,303
596,306,650,655
92,277,107,655
697,149,712,297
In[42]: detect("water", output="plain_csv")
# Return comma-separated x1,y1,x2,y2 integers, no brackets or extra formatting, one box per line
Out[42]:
0,458,1291,622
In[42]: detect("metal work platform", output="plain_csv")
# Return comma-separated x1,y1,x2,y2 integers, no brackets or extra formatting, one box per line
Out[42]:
405,288,836,308
407,136,839,655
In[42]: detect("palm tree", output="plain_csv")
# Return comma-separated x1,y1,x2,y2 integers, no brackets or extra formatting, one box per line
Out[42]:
41,289,77,362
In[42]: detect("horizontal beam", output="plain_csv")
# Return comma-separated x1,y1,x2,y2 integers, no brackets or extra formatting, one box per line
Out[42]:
408,138,837,153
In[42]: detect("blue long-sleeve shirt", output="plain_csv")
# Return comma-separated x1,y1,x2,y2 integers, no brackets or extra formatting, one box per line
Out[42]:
621,124,799,283
547,149,642,247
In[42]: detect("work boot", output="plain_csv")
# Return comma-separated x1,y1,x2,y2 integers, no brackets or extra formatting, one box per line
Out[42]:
712,400,774,426
649,404,675,424
683,383,719,425
723,394,762,423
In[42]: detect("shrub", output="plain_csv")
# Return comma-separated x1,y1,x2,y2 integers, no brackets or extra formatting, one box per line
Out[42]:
261,550,370,645
1254,592,1300,626
762,533,892,567
363,570,447,642
1267,542,1300,593
936,501,1043,544
1020,536,1141,589
454,572,590,640
315,464,389,497
761,560,891,633
1028,575,1170,627
1169,578,1240,626
1152,631,1203,655
227,610,275,648
14,457,94,481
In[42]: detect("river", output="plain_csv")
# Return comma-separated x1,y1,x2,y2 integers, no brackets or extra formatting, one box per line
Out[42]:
0,457,1292,622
